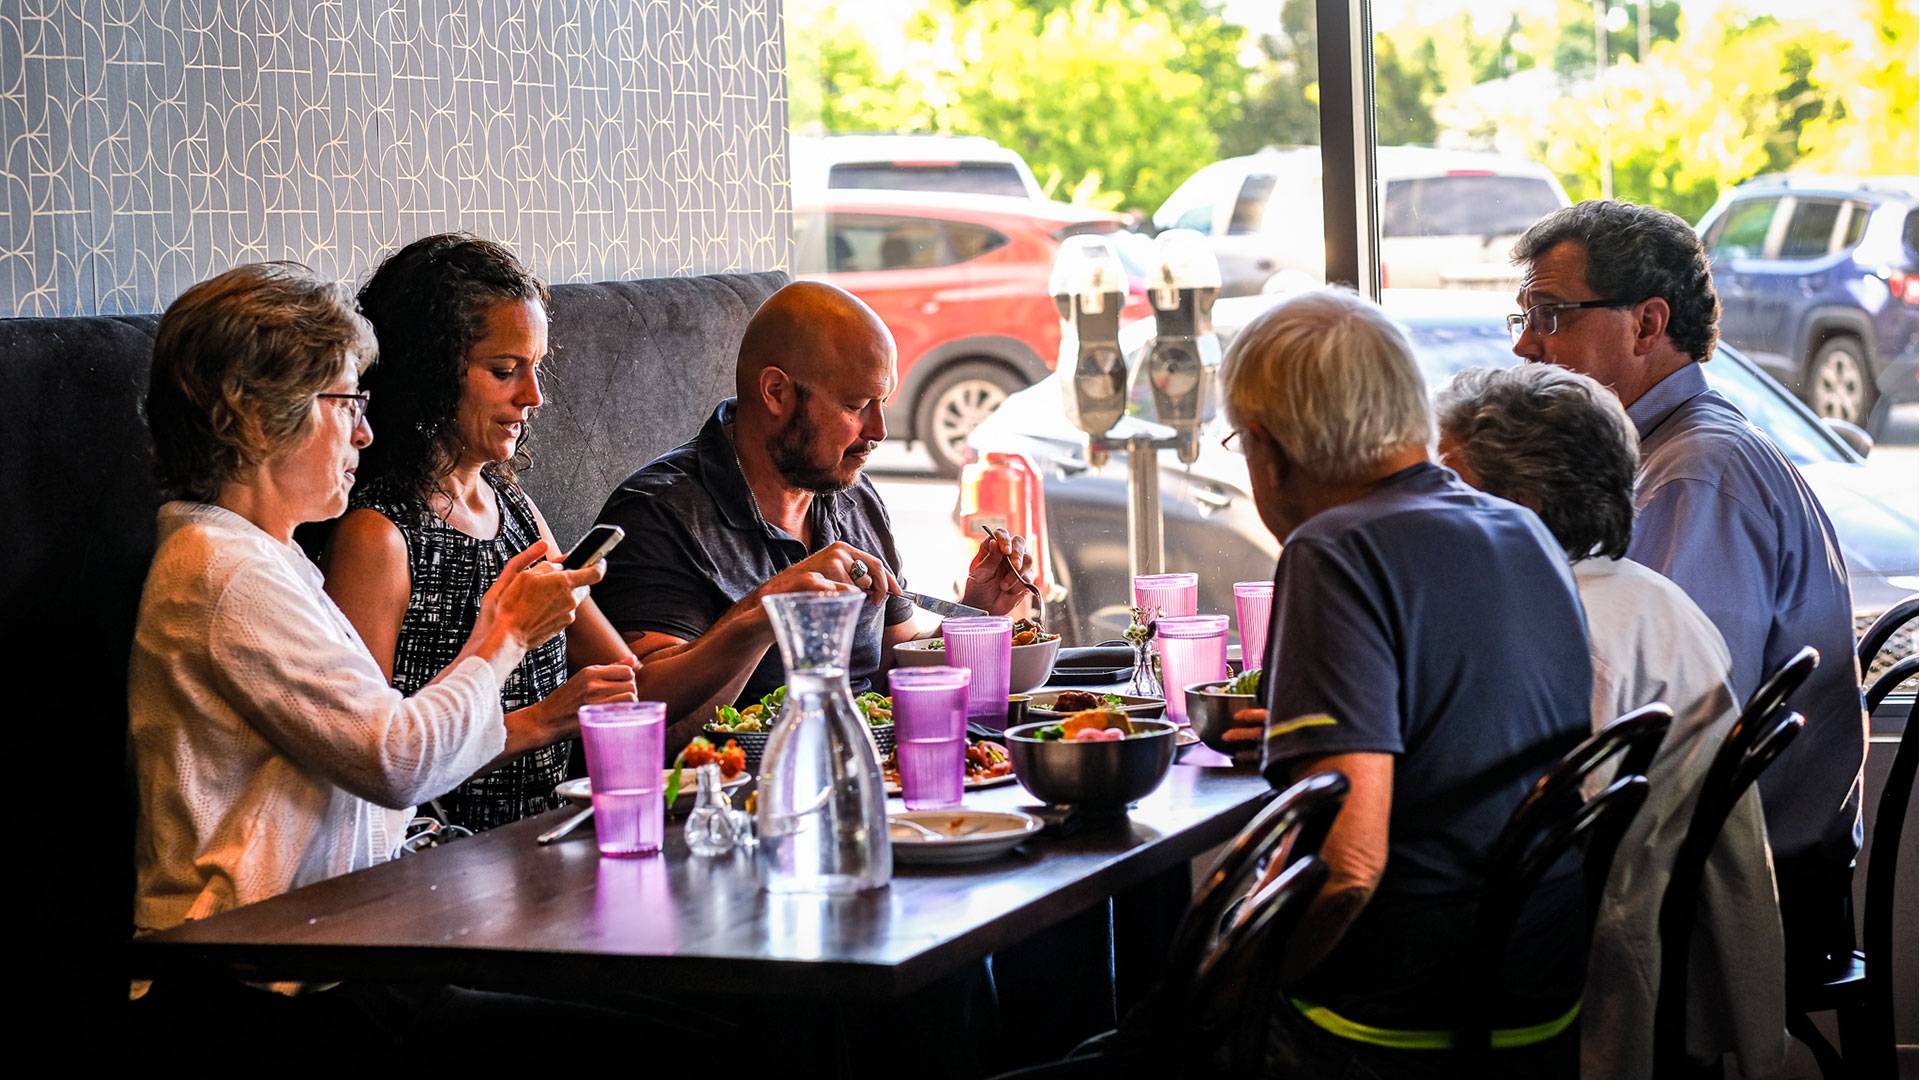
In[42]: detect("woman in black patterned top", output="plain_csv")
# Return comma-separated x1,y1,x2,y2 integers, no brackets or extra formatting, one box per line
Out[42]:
323,235,639,832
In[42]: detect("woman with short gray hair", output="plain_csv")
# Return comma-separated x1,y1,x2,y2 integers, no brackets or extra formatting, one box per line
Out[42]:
1434,364,1788,1080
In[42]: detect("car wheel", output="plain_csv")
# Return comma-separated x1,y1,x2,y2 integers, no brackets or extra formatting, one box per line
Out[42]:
916,361,1025,478
1803,336,1877,425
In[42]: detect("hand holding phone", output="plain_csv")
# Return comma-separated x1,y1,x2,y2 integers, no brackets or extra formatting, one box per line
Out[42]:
560,524,625,570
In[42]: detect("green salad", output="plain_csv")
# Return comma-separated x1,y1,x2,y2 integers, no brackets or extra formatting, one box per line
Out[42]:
710,684,893,731
1223,667,1262,696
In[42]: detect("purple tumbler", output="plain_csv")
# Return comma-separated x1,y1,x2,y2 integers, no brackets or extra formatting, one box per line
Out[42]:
888,667,972,810
1131,572,1199,620
941,616,1013,731
579,701,667,857
1157,615,1229,724
1233,581,1275,673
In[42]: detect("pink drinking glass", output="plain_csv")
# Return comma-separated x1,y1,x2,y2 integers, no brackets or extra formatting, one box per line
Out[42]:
942,616,1013,730
1233,581,1275,673
888,666,972,810
578,701,667,857
1157,615,1229,724
1131,572,1199,621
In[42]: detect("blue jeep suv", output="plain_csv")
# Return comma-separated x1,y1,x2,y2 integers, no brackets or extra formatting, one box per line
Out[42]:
1695,175,1918,432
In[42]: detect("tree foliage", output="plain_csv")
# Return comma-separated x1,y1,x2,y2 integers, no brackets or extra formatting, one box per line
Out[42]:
787,0,1916,223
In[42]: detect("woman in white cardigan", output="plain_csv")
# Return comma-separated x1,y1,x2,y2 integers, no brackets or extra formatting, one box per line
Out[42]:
129,263,603,1025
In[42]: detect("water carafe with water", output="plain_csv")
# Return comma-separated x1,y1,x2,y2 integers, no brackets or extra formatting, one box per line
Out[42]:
754,592,891,893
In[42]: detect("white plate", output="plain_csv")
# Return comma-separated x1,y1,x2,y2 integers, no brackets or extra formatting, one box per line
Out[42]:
553,770,749,807
884,770,1018,797
888,809,1042,864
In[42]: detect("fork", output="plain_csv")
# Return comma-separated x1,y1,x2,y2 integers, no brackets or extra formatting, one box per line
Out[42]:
980,525,1043,615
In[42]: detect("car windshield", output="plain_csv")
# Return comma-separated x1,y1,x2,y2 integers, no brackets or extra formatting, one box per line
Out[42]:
1392,318,1850,466
828,162,1029,199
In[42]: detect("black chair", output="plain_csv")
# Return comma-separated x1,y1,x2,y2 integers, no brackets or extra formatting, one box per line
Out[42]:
1455,709,1668,1063
1651,696,1809,1075
992,770,1348,1080
1786,655,1919,1079
1157,770,1348,1078
1855,595,1917,674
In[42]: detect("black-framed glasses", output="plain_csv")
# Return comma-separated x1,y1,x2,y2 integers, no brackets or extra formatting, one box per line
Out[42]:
1505,298,1641,342
317,391,371,422
1221,428,1242,452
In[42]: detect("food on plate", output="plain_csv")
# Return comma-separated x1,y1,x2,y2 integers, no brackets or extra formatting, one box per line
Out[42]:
709,684,893,732
681,736,747,779
664,736,748,802
1033,707,1136,742
882,738,1012,786
920,616,1058,650
1045,690,1127,714
1222,667,1263,696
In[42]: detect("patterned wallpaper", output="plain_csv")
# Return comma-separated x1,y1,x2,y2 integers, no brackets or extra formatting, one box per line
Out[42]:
0,0,791,317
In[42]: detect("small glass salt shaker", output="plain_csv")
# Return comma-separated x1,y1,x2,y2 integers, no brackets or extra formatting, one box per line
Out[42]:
686,763,737,857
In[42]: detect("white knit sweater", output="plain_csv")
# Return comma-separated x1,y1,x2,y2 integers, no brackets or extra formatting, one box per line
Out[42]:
130,501,505,934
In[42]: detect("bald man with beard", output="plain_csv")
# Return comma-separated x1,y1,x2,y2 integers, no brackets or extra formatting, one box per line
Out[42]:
593,282,1037,750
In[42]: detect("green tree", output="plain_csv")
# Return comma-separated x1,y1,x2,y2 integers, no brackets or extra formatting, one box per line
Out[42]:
925,0,1222,210
1792,0,1919,176
1222,0,1446,154
786,5,930,136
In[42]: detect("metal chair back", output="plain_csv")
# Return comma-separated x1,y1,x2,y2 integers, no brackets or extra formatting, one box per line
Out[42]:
1456,709,1670,1058
1855,596,1916,672
1152,770,1348,1075
1653,705,1809,1071
1860,659,1917,1078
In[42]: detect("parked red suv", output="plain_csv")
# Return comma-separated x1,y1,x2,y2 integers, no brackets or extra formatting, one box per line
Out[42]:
793,191,1151,475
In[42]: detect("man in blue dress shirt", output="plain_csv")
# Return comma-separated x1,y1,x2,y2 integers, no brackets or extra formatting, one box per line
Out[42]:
1509,200,1866,979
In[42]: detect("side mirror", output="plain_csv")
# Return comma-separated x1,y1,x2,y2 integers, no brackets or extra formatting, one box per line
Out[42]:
1824,418,1874,457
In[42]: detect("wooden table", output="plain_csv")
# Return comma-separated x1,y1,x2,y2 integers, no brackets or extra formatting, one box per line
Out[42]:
132,763,1272,1004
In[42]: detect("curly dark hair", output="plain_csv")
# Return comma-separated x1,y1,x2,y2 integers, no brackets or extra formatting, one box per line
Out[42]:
1434,365,1640,561
147,262,376,501
1512,200,1721,362
352,233,551,507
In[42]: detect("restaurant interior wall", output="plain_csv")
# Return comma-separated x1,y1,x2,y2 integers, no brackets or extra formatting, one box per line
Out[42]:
0,0,792,317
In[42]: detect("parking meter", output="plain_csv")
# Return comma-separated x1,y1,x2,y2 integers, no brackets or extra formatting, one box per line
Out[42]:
1048,235,1131,443
1138,229,1221,464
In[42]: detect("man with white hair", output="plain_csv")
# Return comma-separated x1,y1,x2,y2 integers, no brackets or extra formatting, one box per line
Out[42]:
1216,289,1593,1078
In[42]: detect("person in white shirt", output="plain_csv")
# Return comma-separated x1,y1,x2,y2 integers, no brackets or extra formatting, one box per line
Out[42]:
1435,363,1786,1079
129,263,603,1032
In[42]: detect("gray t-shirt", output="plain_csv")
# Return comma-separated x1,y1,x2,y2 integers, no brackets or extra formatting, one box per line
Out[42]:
593,400,914,706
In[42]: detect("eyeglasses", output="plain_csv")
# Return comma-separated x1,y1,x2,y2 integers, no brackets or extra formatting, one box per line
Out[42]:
1505,298,1641,343
1221,428,1242,452
317,391,371,422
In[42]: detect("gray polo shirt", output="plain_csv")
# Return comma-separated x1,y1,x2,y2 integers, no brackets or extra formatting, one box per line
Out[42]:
593,399,915,707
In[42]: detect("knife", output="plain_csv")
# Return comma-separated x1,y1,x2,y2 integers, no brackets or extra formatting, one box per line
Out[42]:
902,591,986,619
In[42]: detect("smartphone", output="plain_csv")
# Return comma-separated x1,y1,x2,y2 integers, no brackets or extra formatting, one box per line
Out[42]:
560,524,625,570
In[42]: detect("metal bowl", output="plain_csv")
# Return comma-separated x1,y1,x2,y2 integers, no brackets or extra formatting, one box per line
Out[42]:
1183,680,1257,753
1004,718,1177,815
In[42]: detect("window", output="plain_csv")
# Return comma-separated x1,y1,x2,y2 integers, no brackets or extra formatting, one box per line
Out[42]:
1779,199,1843,260
944,221,1010,264
1226,174,1277,235
1842,203,1871,249
828,162,1029,199
827,215,943,272
1381,176,1565,238
1173,203,1216,234
1707,198,1779,260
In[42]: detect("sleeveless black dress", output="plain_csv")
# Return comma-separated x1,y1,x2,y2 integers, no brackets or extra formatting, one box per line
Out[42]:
353,474,569,831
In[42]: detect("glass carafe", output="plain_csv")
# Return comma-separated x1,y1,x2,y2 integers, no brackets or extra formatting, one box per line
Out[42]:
755,592,891,894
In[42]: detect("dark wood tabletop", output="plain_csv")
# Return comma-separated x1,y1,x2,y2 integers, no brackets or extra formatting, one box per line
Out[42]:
132,763,1273,1002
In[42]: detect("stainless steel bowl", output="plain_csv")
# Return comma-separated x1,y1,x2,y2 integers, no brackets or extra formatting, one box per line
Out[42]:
1184,680,1257,753
1004,719,1177,815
